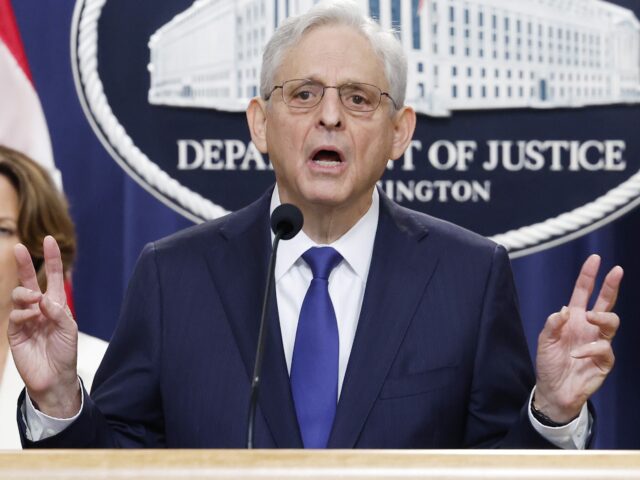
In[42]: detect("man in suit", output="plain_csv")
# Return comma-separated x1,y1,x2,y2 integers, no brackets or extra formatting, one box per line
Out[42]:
10,1,622,448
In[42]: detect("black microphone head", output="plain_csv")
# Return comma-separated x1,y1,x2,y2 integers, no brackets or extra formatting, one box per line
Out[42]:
271,203,303,240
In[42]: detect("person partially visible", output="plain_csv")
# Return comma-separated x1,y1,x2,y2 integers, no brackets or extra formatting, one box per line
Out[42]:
0,145,107,449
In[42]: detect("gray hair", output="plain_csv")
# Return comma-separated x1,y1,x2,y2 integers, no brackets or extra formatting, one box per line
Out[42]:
260,0,407,108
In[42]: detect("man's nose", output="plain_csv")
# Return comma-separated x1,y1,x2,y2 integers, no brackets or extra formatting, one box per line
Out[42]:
317,87,343,129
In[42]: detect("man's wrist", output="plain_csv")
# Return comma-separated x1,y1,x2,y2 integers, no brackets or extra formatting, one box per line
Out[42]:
23,379,84,442
28,378,82,419
527,389,591,449
532,386,582,424
531,395,577,427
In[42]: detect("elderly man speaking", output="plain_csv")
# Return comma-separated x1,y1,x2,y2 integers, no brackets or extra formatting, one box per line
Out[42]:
10,1,622,449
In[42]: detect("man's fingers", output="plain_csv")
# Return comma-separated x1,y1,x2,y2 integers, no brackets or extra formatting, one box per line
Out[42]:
568,254,600,310
541,306,570,339
593,266,624,312
8,307,41,325
14,244,41,293
570,340,615,372
11,286,42,309
10,288,73,326
587,311,620,340
39,294,75,327
43,236,66,304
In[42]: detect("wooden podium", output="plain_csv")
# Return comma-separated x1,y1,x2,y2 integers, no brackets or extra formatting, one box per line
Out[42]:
1,450,639,479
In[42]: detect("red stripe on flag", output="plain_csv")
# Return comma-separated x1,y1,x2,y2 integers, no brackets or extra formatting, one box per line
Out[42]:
0,0,33,83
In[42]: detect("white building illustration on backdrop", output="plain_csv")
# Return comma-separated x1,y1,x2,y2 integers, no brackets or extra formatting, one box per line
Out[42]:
148,0,640,116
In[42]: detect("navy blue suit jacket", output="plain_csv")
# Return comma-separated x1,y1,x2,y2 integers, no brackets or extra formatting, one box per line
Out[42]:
20,188,557,448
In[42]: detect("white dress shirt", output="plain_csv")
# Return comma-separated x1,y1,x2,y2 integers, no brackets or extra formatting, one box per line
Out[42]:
272,187,378,397
25,186,589,448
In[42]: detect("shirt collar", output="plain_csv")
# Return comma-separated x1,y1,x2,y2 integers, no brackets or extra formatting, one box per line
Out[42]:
271,186,379,282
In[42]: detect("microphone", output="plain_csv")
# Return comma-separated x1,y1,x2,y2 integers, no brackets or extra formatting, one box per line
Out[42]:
246,203,303,448
270,203,304,240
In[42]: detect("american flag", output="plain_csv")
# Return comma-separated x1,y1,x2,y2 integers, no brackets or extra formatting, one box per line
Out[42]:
0,0,59,188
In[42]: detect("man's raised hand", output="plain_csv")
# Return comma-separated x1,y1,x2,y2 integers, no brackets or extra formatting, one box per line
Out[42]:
8,235,80,418
534,254,623,423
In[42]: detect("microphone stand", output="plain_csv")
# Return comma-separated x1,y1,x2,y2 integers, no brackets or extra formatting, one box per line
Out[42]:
246,231,282,449
246,203,302,448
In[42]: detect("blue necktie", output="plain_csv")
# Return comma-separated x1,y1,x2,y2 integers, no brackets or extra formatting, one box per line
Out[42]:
290,247,342,448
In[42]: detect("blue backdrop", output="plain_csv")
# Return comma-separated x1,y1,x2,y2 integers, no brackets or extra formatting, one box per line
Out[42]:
12,0,640,449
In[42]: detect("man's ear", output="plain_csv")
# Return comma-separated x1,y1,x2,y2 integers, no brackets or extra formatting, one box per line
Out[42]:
246,97,268,154
390,106,417,160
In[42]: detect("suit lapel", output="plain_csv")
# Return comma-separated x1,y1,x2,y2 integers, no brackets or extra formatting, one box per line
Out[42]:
328,194,440,448
205,190,302,448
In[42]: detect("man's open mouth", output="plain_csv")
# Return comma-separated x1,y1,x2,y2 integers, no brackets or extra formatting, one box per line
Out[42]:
311,148,344,166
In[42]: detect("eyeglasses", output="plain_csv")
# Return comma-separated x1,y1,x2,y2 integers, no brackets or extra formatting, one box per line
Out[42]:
266,79,398,112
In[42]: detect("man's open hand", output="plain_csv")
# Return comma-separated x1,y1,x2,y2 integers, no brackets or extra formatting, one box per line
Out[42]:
534,254,623,423
8,236,80,418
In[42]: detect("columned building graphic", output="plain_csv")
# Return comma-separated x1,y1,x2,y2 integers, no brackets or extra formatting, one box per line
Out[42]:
148,0,640,115
148,0,319,111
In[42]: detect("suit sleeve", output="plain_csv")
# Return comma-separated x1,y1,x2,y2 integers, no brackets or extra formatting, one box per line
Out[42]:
19,243,166,448
463,244,558,449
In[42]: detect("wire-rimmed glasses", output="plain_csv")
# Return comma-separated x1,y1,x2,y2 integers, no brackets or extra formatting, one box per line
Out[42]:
266,79,398,112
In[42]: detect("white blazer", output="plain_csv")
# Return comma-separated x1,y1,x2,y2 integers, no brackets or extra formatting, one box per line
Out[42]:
0,332,108,449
